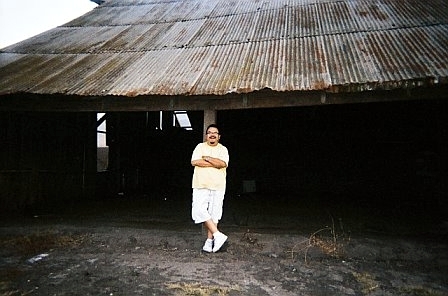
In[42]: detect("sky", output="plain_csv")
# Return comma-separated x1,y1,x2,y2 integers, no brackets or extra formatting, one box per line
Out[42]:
0,0,98,49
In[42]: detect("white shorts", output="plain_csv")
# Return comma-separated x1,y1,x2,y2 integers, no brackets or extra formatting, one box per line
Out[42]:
192,188,225,224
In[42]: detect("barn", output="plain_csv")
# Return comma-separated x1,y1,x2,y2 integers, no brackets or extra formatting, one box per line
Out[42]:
0,0,447,222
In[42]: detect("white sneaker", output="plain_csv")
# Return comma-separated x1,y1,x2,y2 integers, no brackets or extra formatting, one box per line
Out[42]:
202,239,213,253
212,232,228,253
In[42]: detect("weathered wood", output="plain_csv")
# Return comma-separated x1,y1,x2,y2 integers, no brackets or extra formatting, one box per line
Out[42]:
1,86,446,112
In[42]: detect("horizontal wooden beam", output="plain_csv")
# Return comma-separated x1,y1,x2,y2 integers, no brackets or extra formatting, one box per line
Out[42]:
1,86,447,112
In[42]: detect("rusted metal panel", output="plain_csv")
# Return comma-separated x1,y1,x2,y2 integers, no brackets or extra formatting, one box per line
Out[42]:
0,0,447,99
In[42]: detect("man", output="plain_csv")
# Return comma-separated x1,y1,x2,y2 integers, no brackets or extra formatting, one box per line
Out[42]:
191,124,229,253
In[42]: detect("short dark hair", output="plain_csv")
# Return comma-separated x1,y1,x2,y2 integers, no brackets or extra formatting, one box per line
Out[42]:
206,124,219,134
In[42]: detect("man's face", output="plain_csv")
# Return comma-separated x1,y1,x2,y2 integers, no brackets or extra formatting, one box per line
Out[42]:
206,127,220,146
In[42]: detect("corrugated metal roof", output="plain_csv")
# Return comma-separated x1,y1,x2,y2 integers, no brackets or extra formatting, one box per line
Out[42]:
0,0,447,97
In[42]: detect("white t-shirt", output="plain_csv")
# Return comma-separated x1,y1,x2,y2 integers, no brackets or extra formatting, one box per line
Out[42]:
191,142,229,191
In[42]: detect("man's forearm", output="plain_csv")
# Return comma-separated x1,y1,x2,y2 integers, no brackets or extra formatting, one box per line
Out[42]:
203,156,227,169
191,159,214,167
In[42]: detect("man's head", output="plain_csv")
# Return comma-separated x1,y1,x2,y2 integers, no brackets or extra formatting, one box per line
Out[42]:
205,124,220,146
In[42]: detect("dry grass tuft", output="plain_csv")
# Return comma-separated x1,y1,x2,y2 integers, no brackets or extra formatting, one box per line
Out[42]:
352,271,379,294
288,216,349,263
0,232,88,256
166,282,240,296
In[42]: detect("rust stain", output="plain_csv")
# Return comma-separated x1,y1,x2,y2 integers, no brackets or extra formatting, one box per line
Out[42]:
312,80,328,90
0,0,447,97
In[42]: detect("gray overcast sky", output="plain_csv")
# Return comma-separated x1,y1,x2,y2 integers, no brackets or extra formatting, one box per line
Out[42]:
0,0,97,49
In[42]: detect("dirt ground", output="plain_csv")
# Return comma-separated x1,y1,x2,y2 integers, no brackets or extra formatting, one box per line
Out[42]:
1,195,448,296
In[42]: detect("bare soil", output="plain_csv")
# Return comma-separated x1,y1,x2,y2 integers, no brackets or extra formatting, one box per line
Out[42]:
1,195,447,296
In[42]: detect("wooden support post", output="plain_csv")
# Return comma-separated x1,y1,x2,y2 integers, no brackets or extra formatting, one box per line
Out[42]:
203,109,216,135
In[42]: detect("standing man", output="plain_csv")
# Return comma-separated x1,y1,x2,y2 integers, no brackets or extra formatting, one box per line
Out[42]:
191,124,229,253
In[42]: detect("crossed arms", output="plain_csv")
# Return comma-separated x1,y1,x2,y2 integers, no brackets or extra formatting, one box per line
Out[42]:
191,156,227,169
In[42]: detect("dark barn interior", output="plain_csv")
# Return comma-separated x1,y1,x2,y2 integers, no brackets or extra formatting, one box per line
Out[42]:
0,0,447,235
1,97,446,233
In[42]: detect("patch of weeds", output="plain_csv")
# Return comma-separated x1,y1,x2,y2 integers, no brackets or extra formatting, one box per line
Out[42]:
288,215,349,263
352,271,379,294
166,282,240,295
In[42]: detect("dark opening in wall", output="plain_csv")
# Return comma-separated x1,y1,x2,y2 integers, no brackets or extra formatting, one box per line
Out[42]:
219,99,447,221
